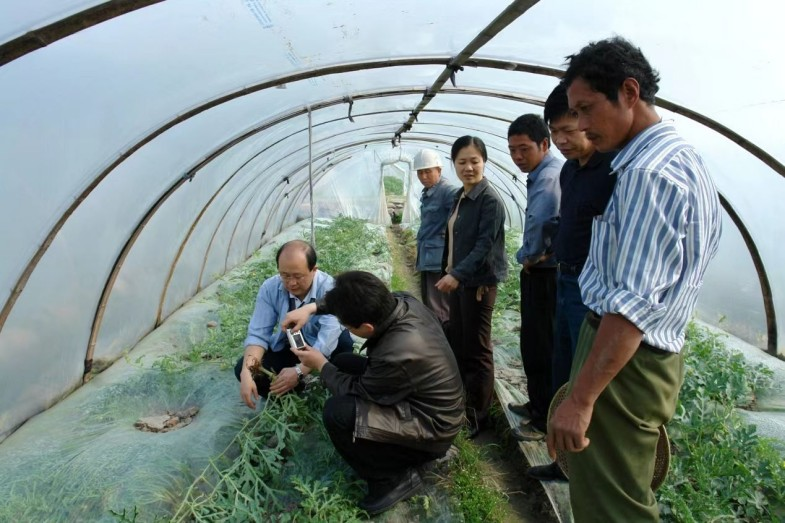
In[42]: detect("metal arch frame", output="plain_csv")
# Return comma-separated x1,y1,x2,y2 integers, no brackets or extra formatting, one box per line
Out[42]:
717,194,777,355
0,81,541,346
155,107,530,325
1,57,781,360
200,125,476,289
0,0,165,66
393,0,540,137
242,127,528,235
393,130,527,227
0,53,770,331
274,132,524,232
84,110,779,376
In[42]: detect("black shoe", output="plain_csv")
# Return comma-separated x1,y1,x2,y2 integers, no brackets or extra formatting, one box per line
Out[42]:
465,417,488,440
526,461,568,482
418,445,459,476
512,421,546,442
358,469,423,515
508,402,533,419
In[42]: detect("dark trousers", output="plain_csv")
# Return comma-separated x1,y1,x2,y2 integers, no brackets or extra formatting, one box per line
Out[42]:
552,272,590,395
448,285,497,425
234,329,354,397
420,271,450,326
322,355,442,491
519,267,556,428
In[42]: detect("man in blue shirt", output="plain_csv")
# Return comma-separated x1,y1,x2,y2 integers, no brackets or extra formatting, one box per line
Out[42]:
507,114,563,440
548,37,721,521
234,240,353,408
526,83,617,482
413,148,457,329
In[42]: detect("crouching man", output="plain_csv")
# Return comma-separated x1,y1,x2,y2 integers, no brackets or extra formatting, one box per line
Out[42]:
234,240,353,408
284,271,464,515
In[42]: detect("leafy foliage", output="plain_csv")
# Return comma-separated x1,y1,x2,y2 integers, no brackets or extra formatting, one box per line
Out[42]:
450,434,509,522
493,228,521,316
308,216,389,276
658,324,785,522
179,257,278,370
383,175,404,196
171,385,367,522
158,217,389,372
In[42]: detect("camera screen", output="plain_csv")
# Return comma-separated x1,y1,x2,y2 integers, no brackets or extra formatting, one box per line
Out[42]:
290,330,306,349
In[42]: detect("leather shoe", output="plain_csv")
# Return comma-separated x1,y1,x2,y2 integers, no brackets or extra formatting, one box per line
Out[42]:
418,445,459,476
526,461,568,482
358,468,423,515
465,417,488,440
512,421,546,442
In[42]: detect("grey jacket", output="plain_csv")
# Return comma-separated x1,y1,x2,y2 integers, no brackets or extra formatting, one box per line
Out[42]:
416,177,458,272
319,293,464,453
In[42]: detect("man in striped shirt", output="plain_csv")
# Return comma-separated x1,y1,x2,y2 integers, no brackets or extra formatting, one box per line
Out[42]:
547,37,722,522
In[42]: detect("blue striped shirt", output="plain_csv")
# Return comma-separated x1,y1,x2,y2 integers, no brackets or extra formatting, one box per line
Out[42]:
579,121,722,353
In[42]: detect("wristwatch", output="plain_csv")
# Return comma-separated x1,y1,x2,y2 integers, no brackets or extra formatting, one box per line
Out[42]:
294,364,303,382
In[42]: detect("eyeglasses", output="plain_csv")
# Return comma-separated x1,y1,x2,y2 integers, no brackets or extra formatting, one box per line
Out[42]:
279,272,308,282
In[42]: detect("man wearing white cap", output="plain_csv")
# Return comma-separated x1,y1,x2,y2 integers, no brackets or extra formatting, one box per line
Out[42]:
413,149,458,330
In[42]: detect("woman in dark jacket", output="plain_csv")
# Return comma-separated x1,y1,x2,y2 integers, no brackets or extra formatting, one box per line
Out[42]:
436,135,507,438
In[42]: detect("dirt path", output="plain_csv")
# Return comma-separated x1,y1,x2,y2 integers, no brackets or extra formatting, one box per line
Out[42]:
386,225,420,297
385,224,556,522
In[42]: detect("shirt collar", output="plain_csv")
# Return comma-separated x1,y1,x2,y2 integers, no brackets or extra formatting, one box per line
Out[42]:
584,150,609,169
527,151,557,183
284,270,321,304
422,177,445,198
611,120,675,173
463,177,488,200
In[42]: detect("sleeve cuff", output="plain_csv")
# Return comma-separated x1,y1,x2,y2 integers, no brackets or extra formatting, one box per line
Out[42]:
315,297,329,315
244,336,265,348
602,289,667,334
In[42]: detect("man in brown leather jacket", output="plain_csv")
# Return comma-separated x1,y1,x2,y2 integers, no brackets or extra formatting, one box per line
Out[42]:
285,270,464,515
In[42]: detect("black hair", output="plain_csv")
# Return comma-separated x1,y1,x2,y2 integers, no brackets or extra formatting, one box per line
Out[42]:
451,135,487,162
562,36,660,104
324,271,396,327
507,114,550,146
276,240,317,270
543,82,572,125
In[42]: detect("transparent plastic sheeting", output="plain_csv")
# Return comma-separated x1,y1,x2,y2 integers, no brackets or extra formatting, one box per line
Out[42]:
0,224,428,522
1,0,784,442
0,0,105,42
0,256,251,521
0,61,548,297
482,0,785,164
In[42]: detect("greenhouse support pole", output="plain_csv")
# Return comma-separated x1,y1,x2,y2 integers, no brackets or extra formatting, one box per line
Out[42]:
308,106,315,247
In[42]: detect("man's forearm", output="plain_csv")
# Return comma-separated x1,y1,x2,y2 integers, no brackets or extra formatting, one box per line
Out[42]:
569,313,643,407
241,345,265,377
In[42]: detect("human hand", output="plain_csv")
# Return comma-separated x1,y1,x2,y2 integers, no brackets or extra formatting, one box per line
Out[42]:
239,372,260,409
546,393,593,459
269,367,300,396
282,303,316,331
523,253,553,273
291,345,327,372
435,274,459,293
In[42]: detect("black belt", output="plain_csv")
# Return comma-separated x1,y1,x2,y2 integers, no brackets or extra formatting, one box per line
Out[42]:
556,261,584,276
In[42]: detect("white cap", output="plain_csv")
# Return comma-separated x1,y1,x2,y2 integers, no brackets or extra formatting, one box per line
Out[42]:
412,149,443,171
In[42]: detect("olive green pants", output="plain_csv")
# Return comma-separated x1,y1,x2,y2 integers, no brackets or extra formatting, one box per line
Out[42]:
566,314,684,522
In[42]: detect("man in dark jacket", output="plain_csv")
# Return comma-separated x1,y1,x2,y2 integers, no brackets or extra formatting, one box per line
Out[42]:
285,271,464,515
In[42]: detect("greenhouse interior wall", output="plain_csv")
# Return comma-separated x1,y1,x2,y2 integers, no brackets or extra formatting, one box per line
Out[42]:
1,0,784,520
